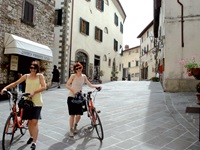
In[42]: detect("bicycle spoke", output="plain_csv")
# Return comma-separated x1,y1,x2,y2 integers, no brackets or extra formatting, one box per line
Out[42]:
2,115,15,150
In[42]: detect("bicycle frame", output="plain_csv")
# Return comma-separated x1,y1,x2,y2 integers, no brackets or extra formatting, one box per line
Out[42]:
2,91,29,150
82,88,104,140
8,92,26,129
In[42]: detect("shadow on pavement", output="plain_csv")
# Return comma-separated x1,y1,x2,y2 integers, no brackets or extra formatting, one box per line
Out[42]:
48,125,102,150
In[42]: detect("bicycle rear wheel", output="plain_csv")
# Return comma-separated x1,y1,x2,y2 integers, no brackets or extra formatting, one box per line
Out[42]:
2,115,16,150
92,109,104,140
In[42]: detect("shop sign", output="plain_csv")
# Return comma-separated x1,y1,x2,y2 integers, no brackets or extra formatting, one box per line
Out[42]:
10,55,18,71
20,50,51,61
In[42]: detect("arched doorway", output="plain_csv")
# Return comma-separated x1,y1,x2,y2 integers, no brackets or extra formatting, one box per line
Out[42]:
76,51,88,75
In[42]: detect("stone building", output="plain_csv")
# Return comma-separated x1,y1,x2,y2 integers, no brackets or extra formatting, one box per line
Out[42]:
54,0,126,83
122,45,140,81
0,0,55,90
137,20,157,81
154,0,200,92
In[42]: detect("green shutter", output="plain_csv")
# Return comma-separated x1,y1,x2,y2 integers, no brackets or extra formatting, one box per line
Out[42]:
80,18,82,33
101,0,104,11
100,29,103,42
86,21,89,35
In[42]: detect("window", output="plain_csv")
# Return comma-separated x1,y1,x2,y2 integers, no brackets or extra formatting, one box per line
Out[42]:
120,22,123,33
95,27,103,42
136,60,139,66
105,0,109,5
103,55,107,61
114,39,118,51
80,18,90,35
128,62,131,68
135,73,139,77
114,13,118,26
132,73,134,77
119,64,121,71
55,9,62,25
22,0,34,26
104,27,108,34
96,0,104,11
108,58,111,67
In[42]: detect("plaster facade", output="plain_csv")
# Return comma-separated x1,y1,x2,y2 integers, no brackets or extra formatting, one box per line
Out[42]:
54,0,126,83
137,21,157,81
122,46,140,81
156,0,200,92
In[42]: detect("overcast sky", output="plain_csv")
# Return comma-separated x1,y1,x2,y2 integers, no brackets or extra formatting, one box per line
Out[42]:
119,0,153,48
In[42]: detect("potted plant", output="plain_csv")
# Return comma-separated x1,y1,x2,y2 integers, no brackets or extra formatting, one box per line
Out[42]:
196,82,200,93
111,71,118,81
151,77,159,82
196,82,200,104
179,56,200,79
99,70,104,84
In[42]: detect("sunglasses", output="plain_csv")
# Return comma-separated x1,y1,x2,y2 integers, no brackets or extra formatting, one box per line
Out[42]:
75,67,82,70
30,67,36,70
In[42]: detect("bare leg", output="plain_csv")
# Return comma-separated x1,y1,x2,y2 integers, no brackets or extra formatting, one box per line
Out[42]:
29,119,39,143
75,115,81,124
69,115,75,129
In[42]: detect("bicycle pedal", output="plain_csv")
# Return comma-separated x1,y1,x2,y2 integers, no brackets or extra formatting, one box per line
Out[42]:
97,110,101,113
87,126,93,130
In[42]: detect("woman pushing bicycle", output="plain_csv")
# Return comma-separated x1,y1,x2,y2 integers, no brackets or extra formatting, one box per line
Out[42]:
1,61,46,150
66,62,102,137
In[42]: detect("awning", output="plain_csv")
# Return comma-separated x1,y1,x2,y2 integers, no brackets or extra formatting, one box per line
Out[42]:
4,33,53,61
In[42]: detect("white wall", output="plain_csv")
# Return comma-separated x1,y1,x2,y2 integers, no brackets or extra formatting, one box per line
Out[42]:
159,0,200,91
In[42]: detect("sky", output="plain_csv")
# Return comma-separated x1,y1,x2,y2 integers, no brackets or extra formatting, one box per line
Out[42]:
119,0,153,48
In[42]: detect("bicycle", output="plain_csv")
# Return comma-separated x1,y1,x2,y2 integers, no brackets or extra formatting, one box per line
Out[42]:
2,90,30,150
82,87,104,140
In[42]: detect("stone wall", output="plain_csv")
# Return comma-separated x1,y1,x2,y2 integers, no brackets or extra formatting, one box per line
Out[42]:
0,0,55,87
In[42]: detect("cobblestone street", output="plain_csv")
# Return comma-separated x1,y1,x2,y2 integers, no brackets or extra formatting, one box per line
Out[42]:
0,81,200,150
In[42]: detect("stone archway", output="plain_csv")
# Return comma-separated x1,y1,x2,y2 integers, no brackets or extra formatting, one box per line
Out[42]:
75,51,88,75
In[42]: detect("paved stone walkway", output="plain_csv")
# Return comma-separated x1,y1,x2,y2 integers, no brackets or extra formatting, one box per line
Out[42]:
0,81,200,150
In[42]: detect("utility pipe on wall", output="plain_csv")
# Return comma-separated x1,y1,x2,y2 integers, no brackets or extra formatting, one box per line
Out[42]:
177,0,184,47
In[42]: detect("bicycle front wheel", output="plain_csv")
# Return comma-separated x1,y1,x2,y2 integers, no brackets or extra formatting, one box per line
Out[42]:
20,119,28,135
92,108,104,140
2,115,16,150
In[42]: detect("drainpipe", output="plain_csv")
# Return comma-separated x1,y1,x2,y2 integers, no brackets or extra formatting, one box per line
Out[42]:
68,0,74,77
177,0,184,47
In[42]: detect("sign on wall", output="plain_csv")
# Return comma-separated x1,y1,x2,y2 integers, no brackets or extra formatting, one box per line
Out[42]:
10,55,19,71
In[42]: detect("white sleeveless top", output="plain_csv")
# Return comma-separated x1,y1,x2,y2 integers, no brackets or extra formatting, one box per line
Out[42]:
68,74,86,97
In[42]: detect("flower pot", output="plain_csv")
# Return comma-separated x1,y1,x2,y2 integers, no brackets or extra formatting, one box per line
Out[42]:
191,68,200,80
196,93,200,105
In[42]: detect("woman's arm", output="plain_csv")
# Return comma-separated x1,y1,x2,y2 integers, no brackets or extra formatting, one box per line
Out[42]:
1,75,27,95
66,75,77,95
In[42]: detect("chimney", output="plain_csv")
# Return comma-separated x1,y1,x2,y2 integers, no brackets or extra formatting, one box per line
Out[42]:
125,45,129,50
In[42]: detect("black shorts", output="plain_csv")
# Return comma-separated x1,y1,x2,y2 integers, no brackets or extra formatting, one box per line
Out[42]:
22,107,42,120
67,97,83,115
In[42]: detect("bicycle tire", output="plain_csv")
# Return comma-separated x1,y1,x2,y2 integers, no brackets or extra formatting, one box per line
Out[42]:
92,109,104,140
2,115,15,150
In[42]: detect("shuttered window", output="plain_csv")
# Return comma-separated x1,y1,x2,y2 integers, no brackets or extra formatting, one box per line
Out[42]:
22,0,34,26
80,18,90,35
96,0,104,11
95,27,103,42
